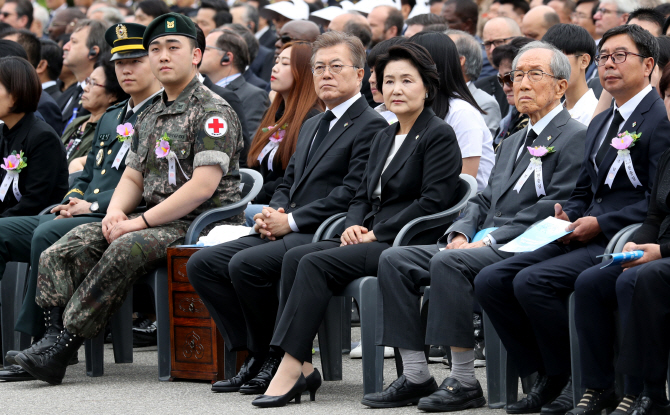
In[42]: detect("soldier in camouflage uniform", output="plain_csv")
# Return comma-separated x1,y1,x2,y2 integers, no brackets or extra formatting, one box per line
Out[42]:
14,13,243,385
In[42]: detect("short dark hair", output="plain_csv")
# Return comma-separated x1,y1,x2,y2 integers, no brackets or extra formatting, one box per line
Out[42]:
216,30,250,72
401,0,417,10
343,20,372,49
627,7,665,34
40,39,62,80
445,0,479,28
0,56,40,113
405,13,446,27
94,53,129,103
231,4,259,33
136,0,170,19
423,23,450,32
655,3,670,18
659,61,670,96
382,6,404,36
367,36,409,67
6,0,33,29
201,0,229,12
542,24,596,66
655,35,670,71
499,0,530,15
575,0,596,7
598,24,659,78
3,29,41,68
224,23,258,62
375,43,440,106
73,19,111,58
195,24,205,69
491,36,534,67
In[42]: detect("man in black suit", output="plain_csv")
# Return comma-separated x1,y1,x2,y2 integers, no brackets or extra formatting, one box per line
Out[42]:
367,42,587,410
187,31,387,395
476,25,670,415
200,28,269,139
224,23,272,88
37,39,63,101
56,19,109,133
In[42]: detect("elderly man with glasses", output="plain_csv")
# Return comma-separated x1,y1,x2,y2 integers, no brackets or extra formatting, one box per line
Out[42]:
369,41,586,413
476,24,670,415
594,0,638,40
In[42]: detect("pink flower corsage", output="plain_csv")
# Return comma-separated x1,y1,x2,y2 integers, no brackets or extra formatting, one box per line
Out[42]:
262,123,288,143
610,131,641,150
155,133,171,158
116,123,134,142
1,150,27,173
527,146,555,158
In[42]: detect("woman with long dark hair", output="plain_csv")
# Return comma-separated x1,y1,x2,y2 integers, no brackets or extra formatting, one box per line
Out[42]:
244,41,324,225
410,31,494,191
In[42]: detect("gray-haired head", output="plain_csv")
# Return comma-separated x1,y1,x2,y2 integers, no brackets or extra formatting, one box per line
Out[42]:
512,40,571,81
444,29,483,81
599,0,639,14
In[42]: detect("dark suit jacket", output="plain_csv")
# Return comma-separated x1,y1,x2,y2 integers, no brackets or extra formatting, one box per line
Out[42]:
588,76,604,100
243,70,269,91
36,91,64,136
202,75,251,168
0,112,68,217
226,75,269,141
563,88,670,241
448,108,587,244
345,108,464,244
258,27,277,51
57,83,89,131
270,95,388,246
475,74,509,121
44,83,62,101
249,44,275,84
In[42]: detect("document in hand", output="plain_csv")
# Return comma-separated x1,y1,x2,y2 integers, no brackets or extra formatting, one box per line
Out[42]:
596,251,643,269
499,216,573,253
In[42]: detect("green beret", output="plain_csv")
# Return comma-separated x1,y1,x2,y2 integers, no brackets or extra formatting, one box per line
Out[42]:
142,12,197,50
105,23,148,61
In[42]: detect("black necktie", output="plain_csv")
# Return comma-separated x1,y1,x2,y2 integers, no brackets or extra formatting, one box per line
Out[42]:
596,110,624,168
122,108,134,124
515,129,538,168
306,110,335,165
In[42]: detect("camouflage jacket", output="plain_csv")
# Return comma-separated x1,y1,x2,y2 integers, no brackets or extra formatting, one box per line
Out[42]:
126,76,243,222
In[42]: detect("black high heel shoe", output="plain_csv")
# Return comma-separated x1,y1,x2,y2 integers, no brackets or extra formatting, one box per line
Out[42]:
251,373,307,408
305,368,322,401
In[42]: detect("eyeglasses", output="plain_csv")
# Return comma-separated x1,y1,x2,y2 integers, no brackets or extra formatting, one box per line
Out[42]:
278,35,293,44
497,72,513,88
594,7,623,15
508,69,559,83
571,11,591,20
312,64,358,76
84,78,106,89
483,37,514,50
594,51,649,66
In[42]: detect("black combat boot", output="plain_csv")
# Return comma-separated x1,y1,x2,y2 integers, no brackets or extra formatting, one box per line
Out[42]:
5,307,78,366
15,328,85,385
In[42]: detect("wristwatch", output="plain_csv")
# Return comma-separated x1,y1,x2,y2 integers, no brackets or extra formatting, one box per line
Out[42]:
90,202,99,213
482,235,492,246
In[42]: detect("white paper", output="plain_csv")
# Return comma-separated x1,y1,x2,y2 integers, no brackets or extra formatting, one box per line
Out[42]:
500,216,573,253
197,225,253,246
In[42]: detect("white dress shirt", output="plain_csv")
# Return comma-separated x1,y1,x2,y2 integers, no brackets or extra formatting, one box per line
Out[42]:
372,134,408,200
125,89,163,116
288,92,362,232
567,88,598,126
591,84,652,171
41,80,57,91
215,73,242,88
374,103,398,124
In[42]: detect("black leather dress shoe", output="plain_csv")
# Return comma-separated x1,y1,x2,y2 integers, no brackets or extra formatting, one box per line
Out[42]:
541,377,574,414
0,365,36,381
211,354,264,393
507,374,569,414
629,396,670,415
417,377,486,412
361,375,439,408
567,388,618,415
239,356,280,394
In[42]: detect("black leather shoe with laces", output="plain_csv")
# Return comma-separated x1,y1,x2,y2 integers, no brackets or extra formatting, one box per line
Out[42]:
611,395,638,415
5,307,66,366
630,396,670,415
417,377,487,412
239,356,281,394
0,365,35,381
361,375,439,408
541,376,574,414
15,328,85,385
507,374,569,414
566,388,618,415
211,354,264,392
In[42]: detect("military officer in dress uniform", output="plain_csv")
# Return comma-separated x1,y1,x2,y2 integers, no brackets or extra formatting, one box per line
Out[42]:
0,23,162,382
13,13,244,386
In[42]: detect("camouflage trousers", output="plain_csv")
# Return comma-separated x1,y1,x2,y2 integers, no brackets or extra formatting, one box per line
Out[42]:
36,215,190,338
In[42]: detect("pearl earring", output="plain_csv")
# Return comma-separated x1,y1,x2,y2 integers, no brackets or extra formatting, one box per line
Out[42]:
425,92,428,99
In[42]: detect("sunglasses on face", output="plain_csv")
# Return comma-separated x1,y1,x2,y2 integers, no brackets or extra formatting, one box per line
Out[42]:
497,72,513,88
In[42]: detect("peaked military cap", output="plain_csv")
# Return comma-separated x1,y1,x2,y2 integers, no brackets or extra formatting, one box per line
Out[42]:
142,12,197,50
105,23,148,62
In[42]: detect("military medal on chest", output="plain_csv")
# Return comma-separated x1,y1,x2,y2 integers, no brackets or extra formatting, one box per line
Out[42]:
96,148,104,166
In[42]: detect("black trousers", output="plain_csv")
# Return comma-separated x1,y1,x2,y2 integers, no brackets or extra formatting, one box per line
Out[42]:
618,257,670,384
270,239,390,363
186,233,311,354
474,241,605,378
375,244,512,351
